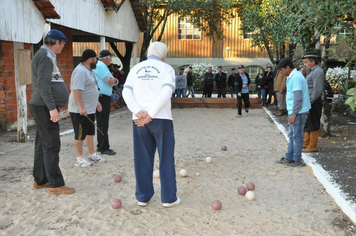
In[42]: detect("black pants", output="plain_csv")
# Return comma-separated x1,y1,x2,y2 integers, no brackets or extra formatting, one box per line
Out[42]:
305,96,323,132
96,95,111,151
203,85,213,97
217,87,226,98
29,104,65,188
237,93,250,115
266,89,276,105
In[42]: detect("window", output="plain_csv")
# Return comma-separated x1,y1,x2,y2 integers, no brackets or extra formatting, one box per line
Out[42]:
178,17,201,40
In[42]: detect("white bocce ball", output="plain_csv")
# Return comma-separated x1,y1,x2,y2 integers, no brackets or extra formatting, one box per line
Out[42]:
179,169,188,177
206,156,212,164
153,170,160,178
226,46,231,51
196,172,200,177
245,191,255,201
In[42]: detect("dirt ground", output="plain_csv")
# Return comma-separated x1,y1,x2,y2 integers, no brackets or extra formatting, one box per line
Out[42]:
267,105,356,234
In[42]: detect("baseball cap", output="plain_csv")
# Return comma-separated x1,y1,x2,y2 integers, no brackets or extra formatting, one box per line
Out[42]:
275,58,293,70
99,50,115,58
238,65,244,69
80,49,97,62
46,29,68,42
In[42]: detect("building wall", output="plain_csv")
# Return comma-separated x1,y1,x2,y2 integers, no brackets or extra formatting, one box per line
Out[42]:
0,26,74,130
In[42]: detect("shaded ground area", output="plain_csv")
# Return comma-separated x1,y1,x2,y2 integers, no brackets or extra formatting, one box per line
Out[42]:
267,106,356,233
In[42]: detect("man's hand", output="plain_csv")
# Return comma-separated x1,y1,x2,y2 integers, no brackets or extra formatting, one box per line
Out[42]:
79,107,87,116
280,90,283,93
258,85,261,88
50,109,60,123
237,93,241,97
134,110,152,127
288,114,297,124
96,102,102,112
242,85,247,88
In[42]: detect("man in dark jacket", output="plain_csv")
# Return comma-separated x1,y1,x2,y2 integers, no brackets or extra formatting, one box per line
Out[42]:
265,66,275,105
203,67,214,97
236,65,251,116
30,29,75,194
215,66,227,98
227,68,238,98
186,66,195,97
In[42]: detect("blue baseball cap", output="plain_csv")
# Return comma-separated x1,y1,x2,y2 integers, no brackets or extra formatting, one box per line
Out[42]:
46,29,68,42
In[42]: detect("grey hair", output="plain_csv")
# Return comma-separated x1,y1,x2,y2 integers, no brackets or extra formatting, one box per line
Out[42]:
308,57,319,65
147,42,168,59
99,55,110,61
44,37,61,46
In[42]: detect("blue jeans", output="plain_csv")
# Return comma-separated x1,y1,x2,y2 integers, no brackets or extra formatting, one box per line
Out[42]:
257,89,266,105
187,86,195,97
110,93,119,103
286,113,307,163
176,88,186,97
133,119,177,203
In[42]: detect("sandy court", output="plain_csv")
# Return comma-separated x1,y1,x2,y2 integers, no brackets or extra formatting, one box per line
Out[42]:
0,108,347,235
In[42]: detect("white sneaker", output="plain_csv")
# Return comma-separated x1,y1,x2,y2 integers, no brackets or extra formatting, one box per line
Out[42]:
138,201,149,207
162,197,181,208
75,156,93,167
88,152,107,163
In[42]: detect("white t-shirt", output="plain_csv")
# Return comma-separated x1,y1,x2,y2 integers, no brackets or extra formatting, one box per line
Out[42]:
123,57,175,120
68,63,99,114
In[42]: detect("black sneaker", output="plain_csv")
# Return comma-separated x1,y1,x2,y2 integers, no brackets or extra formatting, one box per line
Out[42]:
101,149,116,155
275,157,292,164
285,161,306,167
245,108,249,113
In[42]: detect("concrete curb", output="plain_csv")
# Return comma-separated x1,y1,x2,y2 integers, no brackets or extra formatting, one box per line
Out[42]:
264,107,356,224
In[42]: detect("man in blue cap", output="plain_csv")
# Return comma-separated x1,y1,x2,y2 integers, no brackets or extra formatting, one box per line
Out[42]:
30,29,75,194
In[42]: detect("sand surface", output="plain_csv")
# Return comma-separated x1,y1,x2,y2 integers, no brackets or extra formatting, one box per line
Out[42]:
0,108,347,235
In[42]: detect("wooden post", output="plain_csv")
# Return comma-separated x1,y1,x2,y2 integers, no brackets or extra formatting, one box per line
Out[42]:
14,42,27,142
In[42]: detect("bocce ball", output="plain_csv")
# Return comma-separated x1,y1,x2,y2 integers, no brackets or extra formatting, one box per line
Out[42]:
114,174,122,183
196,172,200,177
206,157,212,163
179,169,187,177
245,191,255,201
111,199,122,209
221,145,227,151
246,182,255,191
237,186,247,195
212,200,222,210
153,170,160,178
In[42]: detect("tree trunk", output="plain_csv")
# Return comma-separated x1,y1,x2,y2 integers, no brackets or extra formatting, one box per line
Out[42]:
140,32,151,62
109,42,133,74
320,33,332,137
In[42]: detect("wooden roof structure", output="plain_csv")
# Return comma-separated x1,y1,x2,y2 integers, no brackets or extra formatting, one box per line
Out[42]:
32,0,60,19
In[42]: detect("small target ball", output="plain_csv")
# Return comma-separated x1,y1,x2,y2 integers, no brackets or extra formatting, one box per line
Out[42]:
114,174,122,183
245,191,255,201
179,169,187,177
206,157,212,163
221,145,227,151
238,186,247,195
246,182,255,191
212,200,222,210
111,199,122,209
153,170,160,178
196,172,200,177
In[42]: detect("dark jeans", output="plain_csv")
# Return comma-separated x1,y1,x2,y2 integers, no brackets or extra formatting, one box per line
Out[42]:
217,87,226,98
29,104,65,188
305,96,323,132
237,93,250,115
96,95,111,151
230,87,236,98
266,89,277,105
133,119,177,203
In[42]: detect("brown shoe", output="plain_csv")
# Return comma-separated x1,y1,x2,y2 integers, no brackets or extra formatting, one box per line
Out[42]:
48,186,75,195
33,181,48,189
